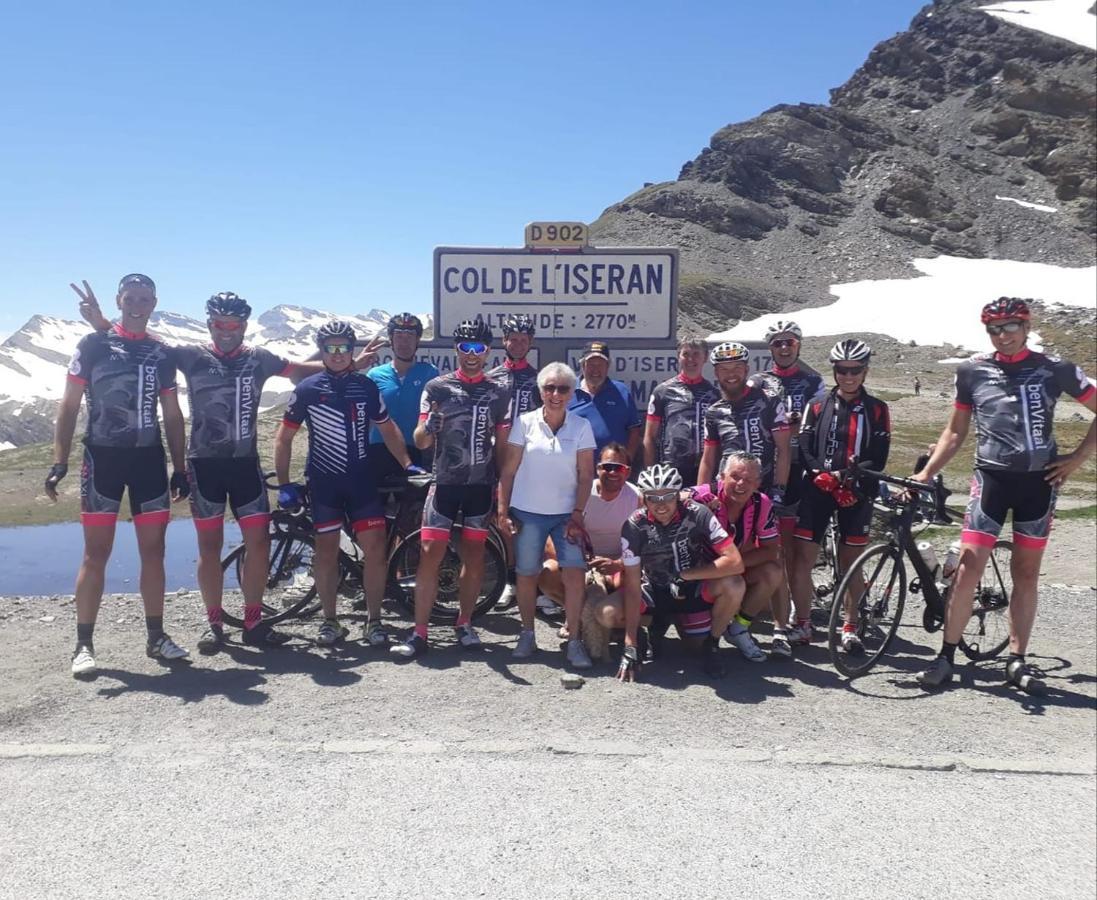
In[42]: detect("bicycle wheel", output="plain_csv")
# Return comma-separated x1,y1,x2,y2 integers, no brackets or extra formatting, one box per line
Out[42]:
810,522,840,620
219,529,320,627
959,540,1012,661
387,526,507,624
827,543,907,678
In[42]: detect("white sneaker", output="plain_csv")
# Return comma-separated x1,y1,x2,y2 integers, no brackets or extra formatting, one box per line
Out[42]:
495,583,517,610
787,621,813,646
71,644,97,678
146,634,190,660
566,638,593,670
727,627,767,663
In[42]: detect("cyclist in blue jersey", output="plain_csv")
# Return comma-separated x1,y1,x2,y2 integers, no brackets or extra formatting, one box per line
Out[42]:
367,313,439,482
48,274,190,677
275,321,422,647
568,341,642,464
912,298,1096,693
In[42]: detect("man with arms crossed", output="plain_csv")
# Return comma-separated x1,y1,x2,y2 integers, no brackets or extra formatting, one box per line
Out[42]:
913,298,1096,693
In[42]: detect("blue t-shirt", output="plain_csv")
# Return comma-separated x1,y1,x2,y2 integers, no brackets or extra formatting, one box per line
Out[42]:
568,378,641,451
368,361,439,446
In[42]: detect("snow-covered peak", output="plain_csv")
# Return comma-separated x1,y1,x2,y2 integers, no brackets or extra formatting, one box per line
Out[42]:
980,1,1097,52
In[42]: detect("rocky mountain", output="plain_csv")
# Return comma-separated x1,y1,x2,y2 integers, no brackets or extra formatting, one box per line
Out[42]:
590,0,1097,333
0,306,426,450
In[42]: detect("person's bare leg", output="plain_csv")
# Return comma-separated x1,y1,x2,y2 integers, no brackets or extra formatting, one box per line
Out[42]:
134,520,168,620
195,525,225,611
75,524,115,630
240,525,271,610
1005,544,1044,655
356,527,387,622
312,531,342,619
942,543,995,643
516,572,539,630
456,536,486,623
412,538,448,632
561,566,585,639
789,539,821,621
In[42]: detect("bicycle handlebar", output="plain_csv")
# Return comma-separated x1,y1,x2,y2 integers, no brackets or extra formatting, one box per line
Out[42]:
855,462,953,525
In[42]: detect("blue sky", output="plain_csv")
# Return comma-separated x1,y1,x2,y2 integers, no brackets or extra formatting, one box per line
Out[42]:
0,0,924,333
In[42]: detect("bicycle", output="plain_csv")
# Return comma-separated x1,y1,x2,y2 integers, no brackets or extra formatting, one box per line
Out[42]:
219,474,507,627
809,518,841,621
826,465,1012,678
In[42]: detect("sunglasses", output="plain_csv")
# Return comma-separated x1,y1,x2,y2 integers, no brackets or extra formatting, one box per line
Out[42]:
644,490,679,504
322,343,352,355
769,339,797,349
597,462,629,472
834,365,866,376
210,318,244,331
541,384,571,394
985,321,1025,336
457,341,489,355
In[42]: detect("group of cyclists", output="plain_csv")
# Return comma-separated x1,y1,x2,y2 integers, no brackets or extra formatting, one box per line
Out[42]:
47,275,1096,694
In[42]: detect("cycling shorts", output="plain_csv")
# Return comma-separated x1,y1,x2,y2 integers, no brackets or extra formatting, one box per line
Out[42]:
964,468,1056,550
187,457,269,530
641,579,716,637
80,444,169,526
794,480,873,547
308,473,385,534
421,483,493,542
777,465,807,526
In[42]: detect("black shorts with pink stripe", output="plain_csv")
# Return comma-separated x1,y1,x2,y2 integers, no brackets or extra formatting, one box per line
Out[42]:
308,473,385,534
80,444,170,526
187,457,270,531
963,468,1056,549
794,480,873,547
421,484,493,542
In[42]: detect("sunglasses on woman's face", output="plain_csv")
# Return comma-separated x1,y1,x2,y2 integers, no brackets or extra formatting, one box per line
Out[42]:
541,384,571,394
597,462,629,472
457,341,489,355
834,365,866,376
985,321,1025,336
323,343,351,355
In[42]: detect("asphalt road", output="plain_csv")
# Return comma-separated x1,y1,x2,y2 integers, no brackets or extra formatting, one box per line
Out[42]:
1,587,1094,899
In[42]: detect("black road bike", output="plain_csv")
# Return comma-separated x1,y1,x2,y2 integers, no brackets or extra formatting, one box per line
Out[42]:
827,465,1012,678
219,474,507,627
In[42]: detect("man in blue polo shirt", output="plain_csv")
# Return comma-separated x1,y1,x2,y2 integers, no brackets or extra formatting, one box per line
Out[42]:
368,313,439,481
569,341,642,467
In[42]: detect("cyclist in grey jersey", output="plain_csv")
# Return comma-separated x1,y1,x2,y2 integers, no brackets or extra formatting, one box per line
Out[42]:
48,275,190,677
912,298,1096,693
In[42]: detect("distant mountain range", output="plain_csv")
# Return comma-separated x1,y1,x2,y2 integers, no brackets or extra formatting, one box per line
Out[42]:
0,306,427,449
589,0,1097,333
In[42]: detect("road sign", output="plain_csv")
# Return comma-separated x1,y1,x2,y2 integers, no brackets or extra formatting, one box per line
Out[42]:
524,222,588,249
565,344,771,408
434,246,677,340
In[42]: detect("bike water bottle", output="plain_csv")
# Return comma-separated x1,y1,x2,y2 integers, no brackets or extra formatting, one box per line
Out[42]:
941,541,961,580
916,541,940,579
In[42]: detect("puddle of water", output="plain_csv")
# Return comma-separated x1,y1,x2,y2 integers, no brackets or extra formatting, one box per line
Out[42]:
0,520,241,596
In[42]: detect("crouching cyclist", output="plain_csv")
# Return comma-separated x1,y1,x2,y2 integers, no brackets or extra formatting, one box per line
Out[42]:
617,464,747,682
274,320,422,647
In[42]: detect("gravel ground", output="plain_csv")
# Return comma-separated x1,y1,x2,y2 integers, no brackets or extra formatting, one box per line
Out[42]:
1,582,1094,898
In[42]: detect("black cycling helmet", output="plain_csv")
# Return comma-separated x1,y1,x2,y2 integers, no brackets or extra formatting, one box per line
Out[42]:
387,312,423,337
453,319,493,344
316,319,357,349
206,291,252,320
502,313,536,336
981,297,1031,324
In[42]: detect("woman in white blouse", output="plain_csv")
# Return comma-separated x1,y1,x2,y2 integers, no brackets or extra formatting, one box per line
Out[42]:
497,362,596,668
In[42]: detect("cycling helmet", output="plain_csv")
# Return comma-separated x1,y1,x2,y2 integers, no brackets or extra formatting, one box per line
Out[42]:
502,313,536,336
387,312,423,337
765,320,802,342
637,464,683,492
316,319,357,349
206,291,252,320
981,297,1031,324
453,319,493,344
829,339,872,363
709,341,750,365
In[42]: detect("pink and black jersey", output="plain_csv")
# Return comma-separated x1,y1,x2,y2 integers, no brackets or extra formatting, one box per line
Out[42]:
954,349,1094,472
419,370,512,486
689,483,778,549
173,344,292,459
620,500,733,588
646,374,719,481
283,370,389,478
66,325,177,448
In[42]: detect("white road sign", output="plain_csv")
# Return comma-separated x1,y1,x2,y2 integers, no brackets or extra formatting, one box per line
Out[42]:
435,247,676,340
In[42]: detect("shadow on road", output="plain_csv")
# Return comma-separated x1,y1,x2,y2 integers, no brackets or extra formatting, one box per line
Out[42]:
94,664,269,705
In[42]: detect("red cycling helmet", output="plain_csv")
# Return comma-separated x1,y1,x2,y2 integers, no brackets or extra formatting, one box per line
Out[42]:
981,297,1031,324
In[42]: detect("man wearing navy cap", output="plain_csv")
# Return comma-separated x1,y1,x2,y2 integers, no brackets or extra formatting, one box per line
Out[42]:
568,341,642,466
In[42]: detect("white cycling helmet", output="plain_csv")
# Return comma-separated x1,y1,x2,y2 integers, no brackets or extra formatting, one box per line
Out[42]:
709,341,750,365
765,320,802,342
637,464,683,492
829,338,872,363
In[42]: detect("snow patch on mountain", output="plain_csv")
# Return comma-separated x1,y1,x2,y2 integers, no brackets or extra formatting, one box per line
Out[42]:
710,256,1097,352
995,195,1059,212
980,0,1097,52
